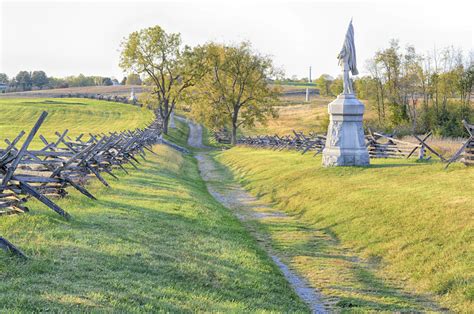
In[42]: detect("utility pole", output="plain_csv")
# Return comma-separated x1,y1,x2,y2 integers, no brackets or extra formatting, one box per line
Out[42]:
305,66,312,102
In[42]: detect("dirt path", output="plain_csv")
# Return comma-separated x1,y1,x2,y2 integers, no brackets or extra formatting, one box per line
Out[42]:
186,121,327,313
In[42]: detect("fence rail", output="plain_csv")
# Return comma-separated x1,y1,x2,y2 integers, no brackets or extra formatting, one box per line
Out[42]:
236,120,474,167
1,106,162,257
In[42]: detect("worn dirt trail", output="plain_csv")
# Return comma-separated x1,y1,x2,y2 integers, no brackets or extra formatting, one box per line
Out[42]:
186,120,327,313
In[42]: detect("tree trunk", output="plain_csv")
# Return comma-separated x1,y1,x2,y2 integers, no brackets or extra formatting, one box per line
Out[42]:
162,115,169,135
231,124,238,145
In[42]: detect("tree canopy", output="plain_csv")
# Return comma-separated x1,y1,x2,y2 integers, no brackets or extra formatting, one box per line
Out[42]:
191,42,281,144
119,25,206,134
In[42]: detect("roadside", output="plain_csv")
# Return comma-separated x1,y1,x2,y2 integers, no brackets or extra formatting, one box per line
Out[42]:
184,119,327,313
181,118,445,312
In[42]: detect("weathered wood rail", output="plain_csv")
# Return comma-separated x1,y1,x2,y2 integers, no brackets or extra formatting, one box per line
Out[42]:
238,122,472,165
1,111,163,257
239,131,326,156
59,92,142,106
213,128,232,144
445,120,474,168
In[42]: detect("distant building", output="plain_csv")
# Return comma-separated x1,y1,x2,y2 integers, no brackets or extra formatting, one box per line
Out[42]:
0,83,7,93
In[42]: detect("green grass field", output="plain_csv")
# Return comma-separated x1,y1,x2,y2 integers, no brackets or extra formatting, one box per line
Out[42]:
0,145,307,312
216,147,474,312
0,98,154,148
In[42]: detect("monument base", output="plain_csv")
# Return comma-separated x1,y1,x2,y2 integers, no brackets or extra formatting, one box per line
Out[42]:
322,93,370,167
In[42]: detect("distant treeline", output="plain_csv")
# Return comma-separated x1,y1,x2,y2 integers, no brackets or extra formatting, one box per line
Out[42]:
0,72,143,92
315,41,473,137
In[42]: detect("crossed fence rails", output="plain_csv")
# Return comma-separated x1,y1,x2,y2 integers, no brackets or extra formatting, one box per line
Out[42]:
0,111,162,258
237,120,474,167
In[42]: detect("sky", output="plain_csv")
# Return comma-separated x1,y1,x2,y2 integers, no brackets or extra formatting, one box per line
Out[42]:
0,0,473,81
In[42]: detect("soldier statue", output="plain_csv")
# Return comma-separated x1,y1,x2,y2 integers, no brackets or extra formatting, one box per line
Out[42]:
337,19,358,94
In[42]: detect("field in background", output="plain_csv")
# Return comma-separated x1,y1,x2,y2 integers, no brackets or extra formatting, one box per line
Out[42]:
217,147,473,312
0,98,154,148
0,85,144,98
242,95,377,136
0,83,311,99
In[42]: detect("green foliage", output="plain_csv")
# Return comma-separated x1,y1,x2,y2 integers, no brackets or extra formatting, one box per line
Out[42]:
0,73,9,84
330,77,343,96
31,70,49,89
191,42,281,144
362,40,473,137
120,25,206,134
125,73,142,85
101,77,113,86
218,147,474,312
15,71,32,91
315,74,333,96
65,74,95,87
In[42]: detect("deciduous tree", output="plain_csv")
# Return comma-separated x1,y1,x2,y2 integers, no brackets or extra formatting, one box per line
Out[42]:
192,42,281,144
126,73,142,85
31,71,49,89
16,71,32,91
119,25,206,134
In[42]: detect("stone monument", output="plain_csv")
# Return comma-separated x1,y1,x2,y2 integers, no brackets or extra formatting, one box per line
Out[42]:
322,20,369,167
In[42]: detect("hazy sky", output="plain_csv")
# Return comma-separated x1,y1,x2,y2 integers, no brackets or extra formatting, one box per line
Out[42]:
0,0,472,80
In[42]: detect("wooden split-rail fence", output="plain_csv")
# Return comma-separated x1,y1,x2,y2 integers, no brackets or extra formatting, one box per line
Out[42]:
58,93,142,106
213,128,232,144
237,121,473,167
239,131,326,156
0,112,163,258
445,120,474,168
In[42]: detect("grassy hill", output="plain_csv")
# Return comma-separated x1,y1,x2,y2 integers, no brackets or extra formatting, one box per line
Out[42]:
0,98,307,311
0,98,154,148
216,147,473,312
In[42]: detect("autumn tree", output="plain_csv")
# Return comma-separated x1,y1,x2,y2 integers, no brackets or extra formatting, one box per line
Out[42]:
126,73,142,85
192,42,281,144
119,25,206,134
330,77,343,96
315,74,332,96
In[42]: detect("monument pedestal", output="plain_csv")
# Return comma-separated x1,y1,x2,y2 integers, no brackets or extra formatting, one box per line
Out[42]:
322,93,369,167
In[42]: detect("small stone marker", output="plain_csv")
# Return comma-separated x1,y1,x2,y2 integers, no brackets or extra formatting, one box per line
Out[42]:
129,87,137,104
322,20,369,167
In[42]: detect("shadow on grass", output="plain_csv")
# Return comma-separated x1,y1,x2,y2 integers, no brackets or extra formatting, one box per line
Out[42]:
208,153,441,312
255,213,441,312
0,146,306,312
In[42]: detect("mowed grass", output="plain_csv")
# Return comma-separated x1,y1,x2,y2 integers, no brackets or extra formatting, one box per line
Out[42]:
0,98,154,148
217,147,474,312
0,144,307,312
